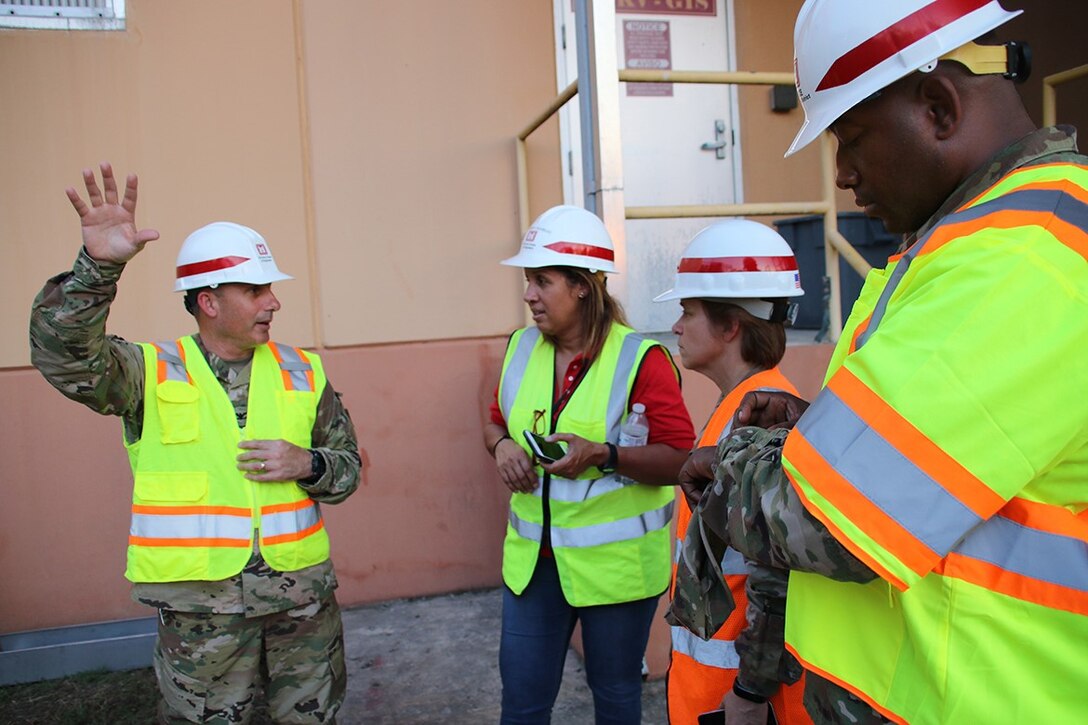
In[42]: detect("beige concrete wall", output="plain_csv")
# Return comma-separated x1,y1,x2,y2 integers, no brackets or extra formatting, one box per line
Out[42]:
299,0,561,346
1,0,316,367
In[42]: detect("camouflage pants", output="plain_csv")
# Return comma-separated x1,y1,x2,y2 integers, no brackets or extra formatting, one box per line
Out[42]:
154,595,346,724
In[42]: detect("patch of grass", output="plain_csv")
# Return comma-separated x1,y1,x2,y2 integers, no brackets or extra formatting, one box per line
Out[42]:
1,668,275,724
0,668,159,725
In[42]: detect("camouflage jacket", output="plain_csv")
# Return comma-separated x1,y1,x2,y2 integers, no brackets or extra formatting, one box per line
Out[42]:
710,126,1087,725
29,248,362,616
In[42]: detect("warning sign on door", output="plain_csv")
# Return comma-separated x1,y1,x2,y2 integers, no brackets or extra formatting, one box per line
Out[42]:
624,20,672,97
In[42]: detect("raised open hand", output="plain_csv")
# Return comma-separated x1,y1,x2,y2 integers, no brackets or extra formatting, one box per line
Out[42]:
66,162,159,264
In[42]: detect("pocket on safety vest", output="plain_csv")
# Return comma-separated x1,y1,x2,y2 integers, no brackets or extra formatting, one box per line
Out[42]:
273,389,317,443
134,471,208,504
156,380,201,444
562,417,606,472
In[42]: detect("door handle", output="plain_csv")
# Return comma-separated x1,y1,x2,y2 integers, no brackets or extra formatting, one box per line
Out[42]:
700,119,728,159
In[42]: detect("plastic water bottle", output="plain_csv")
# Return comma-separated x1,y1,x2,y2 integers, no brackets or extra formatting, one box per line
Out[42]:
615,403,648,484
619,403,649,448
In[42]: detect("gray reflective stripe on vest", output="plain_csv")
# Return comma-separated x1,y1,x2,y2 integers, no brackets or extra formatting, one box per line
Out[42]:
130,511,252,541
953,509,1088,593
858,188,1088,349
509,499,675,548
720,546,748,575
272,343,315,392
671,626,740,669
155,340,188,382
499,327,540,419
606,332,648,441
797,388,982,557
261,502,321,538
529,473,635,502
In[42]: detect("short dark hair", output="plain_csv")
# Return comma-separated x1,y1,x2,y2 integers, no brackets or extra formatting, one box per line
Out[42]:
183,286,222,317
701,300,786,370
183,288,201,316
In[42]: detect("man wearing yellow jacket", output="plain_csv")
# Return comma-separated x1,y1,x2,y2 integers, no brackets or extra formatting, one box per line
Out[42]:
30,164,361,723
681,1,1088,723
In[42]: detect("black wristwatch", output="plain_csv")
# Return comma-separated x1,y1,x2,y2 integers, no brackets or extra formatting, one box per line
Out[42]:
732,680,770,704
299,449,326,486
599,442,619,473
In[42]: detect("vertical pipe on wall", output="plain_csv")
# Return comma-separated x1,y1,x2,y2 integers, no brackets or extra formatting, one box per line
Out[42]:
820,132,843,343
575,0,627,297
292,0,324,347
573,0,597,217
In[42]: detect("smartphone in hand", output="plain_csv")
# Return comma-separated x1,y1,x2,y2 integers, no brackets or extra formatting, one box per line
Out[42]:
522,430,567,463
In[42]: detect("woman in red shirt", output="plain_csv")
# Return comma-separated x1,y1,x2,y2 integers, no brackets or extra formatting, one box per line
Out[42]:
484,205,694,724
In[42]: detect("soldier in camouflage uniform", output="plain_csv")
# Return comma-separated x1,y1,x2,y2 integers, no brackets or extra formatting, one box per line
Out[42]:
676,1,1088,723
30,164,361,724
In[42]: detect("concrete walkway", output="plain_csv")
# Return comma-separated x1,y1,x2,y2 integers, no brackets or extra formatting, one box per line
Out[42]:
338,588,667,724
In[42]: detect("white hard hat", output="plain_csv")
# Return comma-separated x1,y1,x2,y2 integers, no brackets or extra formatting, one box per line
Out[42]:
653,220,802,321
786,0,1021,157
174,221,293,292
501,205,617,274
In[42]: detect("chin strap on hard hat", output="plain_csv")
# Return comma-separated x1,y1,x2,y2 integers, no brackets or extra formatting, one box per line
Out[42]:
920,40,1031,83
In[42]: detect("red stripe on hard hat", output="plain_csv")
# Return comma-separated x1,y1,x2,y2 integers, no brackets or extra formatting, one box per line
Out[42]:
678,255,798,273
544,241,615,262
815,0,991,92
176,255,250,278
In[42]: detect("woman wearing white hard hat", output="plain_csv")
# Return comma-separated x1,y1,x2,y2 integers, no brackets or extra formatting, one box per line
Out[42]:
483,205,695,723
656,220,810,725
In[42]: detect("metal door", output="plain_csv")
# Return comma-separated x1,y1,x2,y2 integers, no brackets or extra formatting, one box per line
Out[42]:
553,0,742,332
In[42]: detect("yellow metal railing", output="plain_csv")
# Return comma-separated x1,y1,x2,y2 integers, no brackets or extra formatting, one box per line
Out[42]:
516,69,873,342
1042,63,1088,127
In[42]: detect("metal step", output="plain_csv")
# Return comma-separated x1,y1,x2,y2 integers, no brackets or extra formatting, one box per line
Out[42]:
0,616,156,686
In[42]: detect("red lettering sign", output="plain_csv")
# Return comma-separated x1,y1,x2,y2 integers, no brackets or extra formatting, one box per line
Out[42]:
616,0,715,17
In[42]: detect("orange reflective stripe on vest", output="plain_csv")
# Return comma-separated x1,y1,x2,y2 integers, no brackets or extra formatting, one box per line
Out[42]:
153,340,192,384
129,503,252,548
267,341,316,392
260,498,325,546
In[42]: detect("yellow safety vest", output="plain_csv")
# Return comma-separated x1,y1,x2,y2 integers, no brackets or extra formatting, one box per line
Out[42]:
125,336,331,582
784,163,1088,723
498,323,676,606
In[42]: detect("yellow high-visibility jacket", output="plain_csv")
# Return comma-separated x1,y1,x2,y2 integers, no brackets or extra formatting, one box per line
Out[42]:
784,162,1088,723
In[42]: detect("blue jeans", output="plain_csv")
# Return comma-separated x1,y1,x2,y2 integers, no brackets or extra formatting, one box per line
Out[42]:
500,555,659,725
